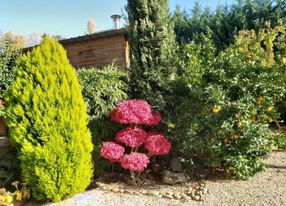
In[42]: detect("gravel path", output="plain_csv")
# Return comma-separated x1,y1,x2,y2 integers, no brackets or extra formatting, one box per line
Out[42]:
23,151,286,206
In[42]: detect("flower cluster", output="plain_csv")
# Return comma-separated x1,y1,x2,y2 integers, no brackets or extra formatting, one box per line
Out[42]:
110,99,161,125
100,99,171,174
116,126,147,148
100,142,125,162
145,132,172,155
121,152,150,172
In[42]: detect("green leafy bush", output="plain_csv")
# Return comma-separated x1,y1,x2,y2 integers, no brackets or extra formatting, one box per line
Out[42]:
5,37,93,201
0,37,21,117
167,24,285,179
77,65,128,176
77,64,128,121
273,131,286,150
0,38,20,98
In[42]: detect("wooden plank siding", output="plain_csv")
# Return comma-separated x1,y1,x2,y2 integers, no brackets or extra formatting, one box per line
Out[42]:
0,118,6,137
61,29,130,69
23,28,130,70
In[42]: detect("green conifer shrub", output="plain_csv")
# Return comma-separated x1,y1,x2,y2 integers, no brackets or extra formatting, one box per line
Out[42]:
127,0,177,110
5,37,93,201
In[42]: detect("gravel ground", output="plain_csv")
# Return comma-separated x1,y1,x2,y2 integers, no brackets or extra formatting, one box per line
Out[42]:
23,151,286,206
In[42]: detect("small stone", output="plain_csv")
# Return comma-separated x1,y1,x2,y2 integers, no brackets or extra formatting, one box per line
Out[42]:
181,193,190,200
149,191,160,196
173,193,182,200
162,170,188,185
185,188,192,194
141,190,148,195
132,191,139,195
162,194,173,199
165,191,174,196
192,195,202,201
200,188,208,194
111,188,120,193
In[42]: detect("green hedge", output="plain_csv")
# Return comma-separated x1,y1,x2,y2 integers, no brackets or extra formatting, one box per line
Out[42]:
77,64,128,176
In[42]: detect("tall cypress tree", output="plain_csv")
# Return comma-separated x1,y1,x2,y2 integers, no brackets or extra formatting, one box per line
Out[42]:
127,0,176,109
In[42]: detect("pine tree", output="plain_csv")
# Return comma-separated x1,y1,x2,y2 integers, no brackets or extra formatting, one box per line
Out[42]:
275,0,286,21
173,5,191,43
127,0,176,109
5,37,93,201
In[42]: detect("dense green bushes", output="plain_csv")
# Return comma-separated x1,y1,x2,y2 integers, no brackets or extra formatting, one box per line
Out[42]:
166,24,286,179
0,37,21,116
173,0,286,50
77,65,128,176
5,37,93,201
125,0,286,179
77,64,128,121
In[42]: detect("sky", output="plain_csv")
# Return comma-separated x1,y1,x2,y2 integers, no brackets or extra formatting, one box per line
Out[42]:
0,0,236,39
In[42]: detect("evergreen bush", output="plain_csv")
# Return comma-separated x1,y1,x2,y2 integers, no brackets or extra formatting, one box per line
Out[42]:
5,37,93,201
77,65,128,176
127,0,177,110
0,37,21,116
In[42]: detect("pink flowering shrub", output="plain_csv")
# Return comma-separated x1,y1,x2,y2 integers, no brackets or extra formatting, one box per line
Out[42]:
146,111,161,125
110,99,161,125
100,99,171,176
100,142,125,162
121,152,150,172
145,132,171,155
116,126,147,148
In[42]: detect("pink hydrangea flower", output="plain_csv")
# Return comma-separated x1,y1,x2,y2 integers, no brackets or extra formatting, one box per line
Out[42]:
145,111,161,125
116,126,147,148
110,99,155,124
145,132,171,155
121,152,150,172
100,141,125,162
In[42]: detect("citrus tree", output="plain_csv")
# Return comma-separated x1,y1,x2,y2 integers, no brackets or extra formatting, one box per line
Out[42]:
167,23,286,179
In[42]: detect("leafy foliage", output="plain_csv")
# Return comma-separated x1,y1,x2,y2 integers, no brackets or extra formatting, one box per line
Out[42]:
0,37,20,100
273,132,286,150
127,0,177,110
77,65,128,177
77,64,128,121
5,37,93,201
166,24,286,179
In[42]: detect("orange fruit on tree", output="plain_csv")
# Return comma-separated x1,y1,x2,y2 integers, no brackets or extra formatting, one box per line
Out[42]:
257,96,263,104
266,107,272,112
212,106,221,113
237,121,243,128
233,134,239,140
